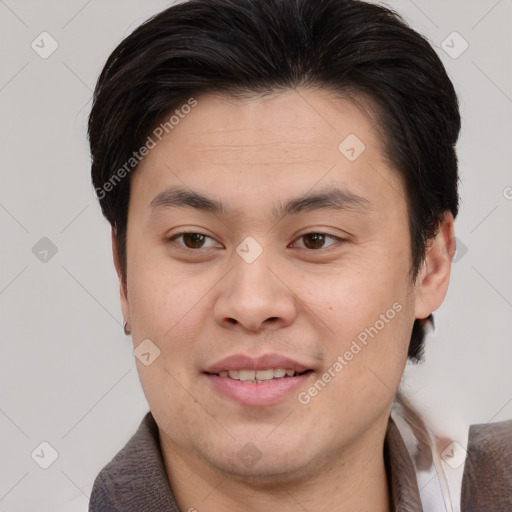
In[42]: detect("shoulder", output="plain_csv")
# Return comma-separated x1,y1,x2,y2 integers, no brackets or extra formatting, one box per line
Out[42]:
461,418,512,511
89,412,176,512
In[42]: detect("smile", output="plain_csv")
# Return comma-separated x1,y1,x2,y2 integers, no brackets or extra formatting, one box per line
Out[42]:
216,368,306,382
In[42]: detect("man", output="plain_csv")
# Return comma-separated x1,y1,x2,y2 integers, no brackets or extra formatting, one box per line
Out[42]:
87,0,512,510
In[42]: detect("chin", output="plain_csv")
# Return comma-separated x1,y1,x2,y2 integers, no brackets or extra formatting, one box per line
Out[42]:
214,455,315,486
201,436,319,484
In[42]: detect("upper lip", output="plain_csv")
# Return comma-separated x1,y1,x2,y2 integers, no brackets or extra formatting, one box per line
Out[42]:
205,353,312,374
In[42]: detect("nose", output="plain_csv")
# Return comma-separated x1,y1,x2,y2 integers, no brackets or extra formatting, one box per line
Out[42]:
213,248,298,333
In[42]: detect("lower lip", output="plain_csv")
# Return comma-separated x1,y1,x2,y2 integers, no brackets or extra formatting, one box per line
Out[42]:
205,373,312,406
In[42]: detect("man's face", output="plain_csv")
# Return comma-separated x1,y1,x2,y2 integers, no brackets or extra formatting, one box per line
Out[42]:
120,89,419,479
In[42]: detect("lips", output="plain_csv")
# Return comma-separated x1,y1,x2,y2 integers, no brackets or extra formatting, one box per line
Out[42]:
204,353,314,406
204,353,311,375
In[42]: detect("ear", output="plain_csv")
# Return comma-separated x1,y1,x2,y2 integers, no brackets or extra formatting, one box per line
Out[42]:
413,212,456,320
111,227,131,327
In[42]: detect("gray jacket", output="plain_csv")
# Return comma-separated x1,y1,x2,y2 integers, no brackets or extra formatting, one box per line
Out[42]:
89,412,512,511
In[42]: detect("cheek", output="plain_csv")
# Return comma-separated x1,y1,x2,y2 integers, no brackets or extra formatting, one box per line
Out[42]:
127,250,208,334
300,262,412,393
306,303,412,436
302,257,408,328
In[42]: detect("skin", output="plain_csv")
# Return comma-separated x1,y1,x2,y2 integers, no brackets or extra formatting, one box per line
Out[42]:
112,88,455,511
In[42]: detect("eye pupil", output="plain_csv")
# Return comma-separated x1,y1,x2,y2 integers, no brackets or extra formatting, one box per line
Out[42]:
183,233,205,248
303,233,325,249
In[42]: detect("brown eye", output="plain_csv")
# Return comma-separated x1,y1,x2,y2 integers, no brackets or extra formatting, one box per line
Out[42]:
303,233,327,249
168,232,218,249
182,233,206,248
292,233,342,250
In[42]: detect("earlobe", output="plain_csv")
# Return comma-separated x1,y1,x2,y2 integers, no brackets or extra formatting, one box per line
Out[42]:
413,212,455,320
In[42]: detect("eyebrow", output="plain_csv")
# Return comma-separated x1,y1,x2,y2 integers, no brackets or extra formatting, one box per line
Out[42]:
148,185,370,220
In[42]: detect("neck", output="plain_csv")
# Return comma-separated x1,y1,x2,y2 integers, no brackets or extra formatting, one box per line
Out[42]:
159,417,392,512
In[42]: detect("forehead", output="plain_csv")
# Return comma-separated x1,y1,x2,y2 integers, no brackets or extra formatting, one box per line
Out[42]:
166,89,383,157
130,88,403,216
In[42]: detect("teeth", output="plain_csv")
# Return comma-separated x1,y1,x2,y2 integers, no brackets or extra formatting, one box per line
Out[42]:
218,368,297,381
255,369,274,381
238,370,256,381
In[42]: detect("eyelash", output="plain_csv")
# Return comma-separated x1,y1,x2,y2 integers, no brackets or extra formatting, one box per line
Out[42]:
166,232,345,251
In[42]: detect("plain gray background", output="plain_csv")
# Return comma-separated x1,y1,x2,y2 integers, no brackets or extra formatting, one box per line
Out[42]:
0,0,511,510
